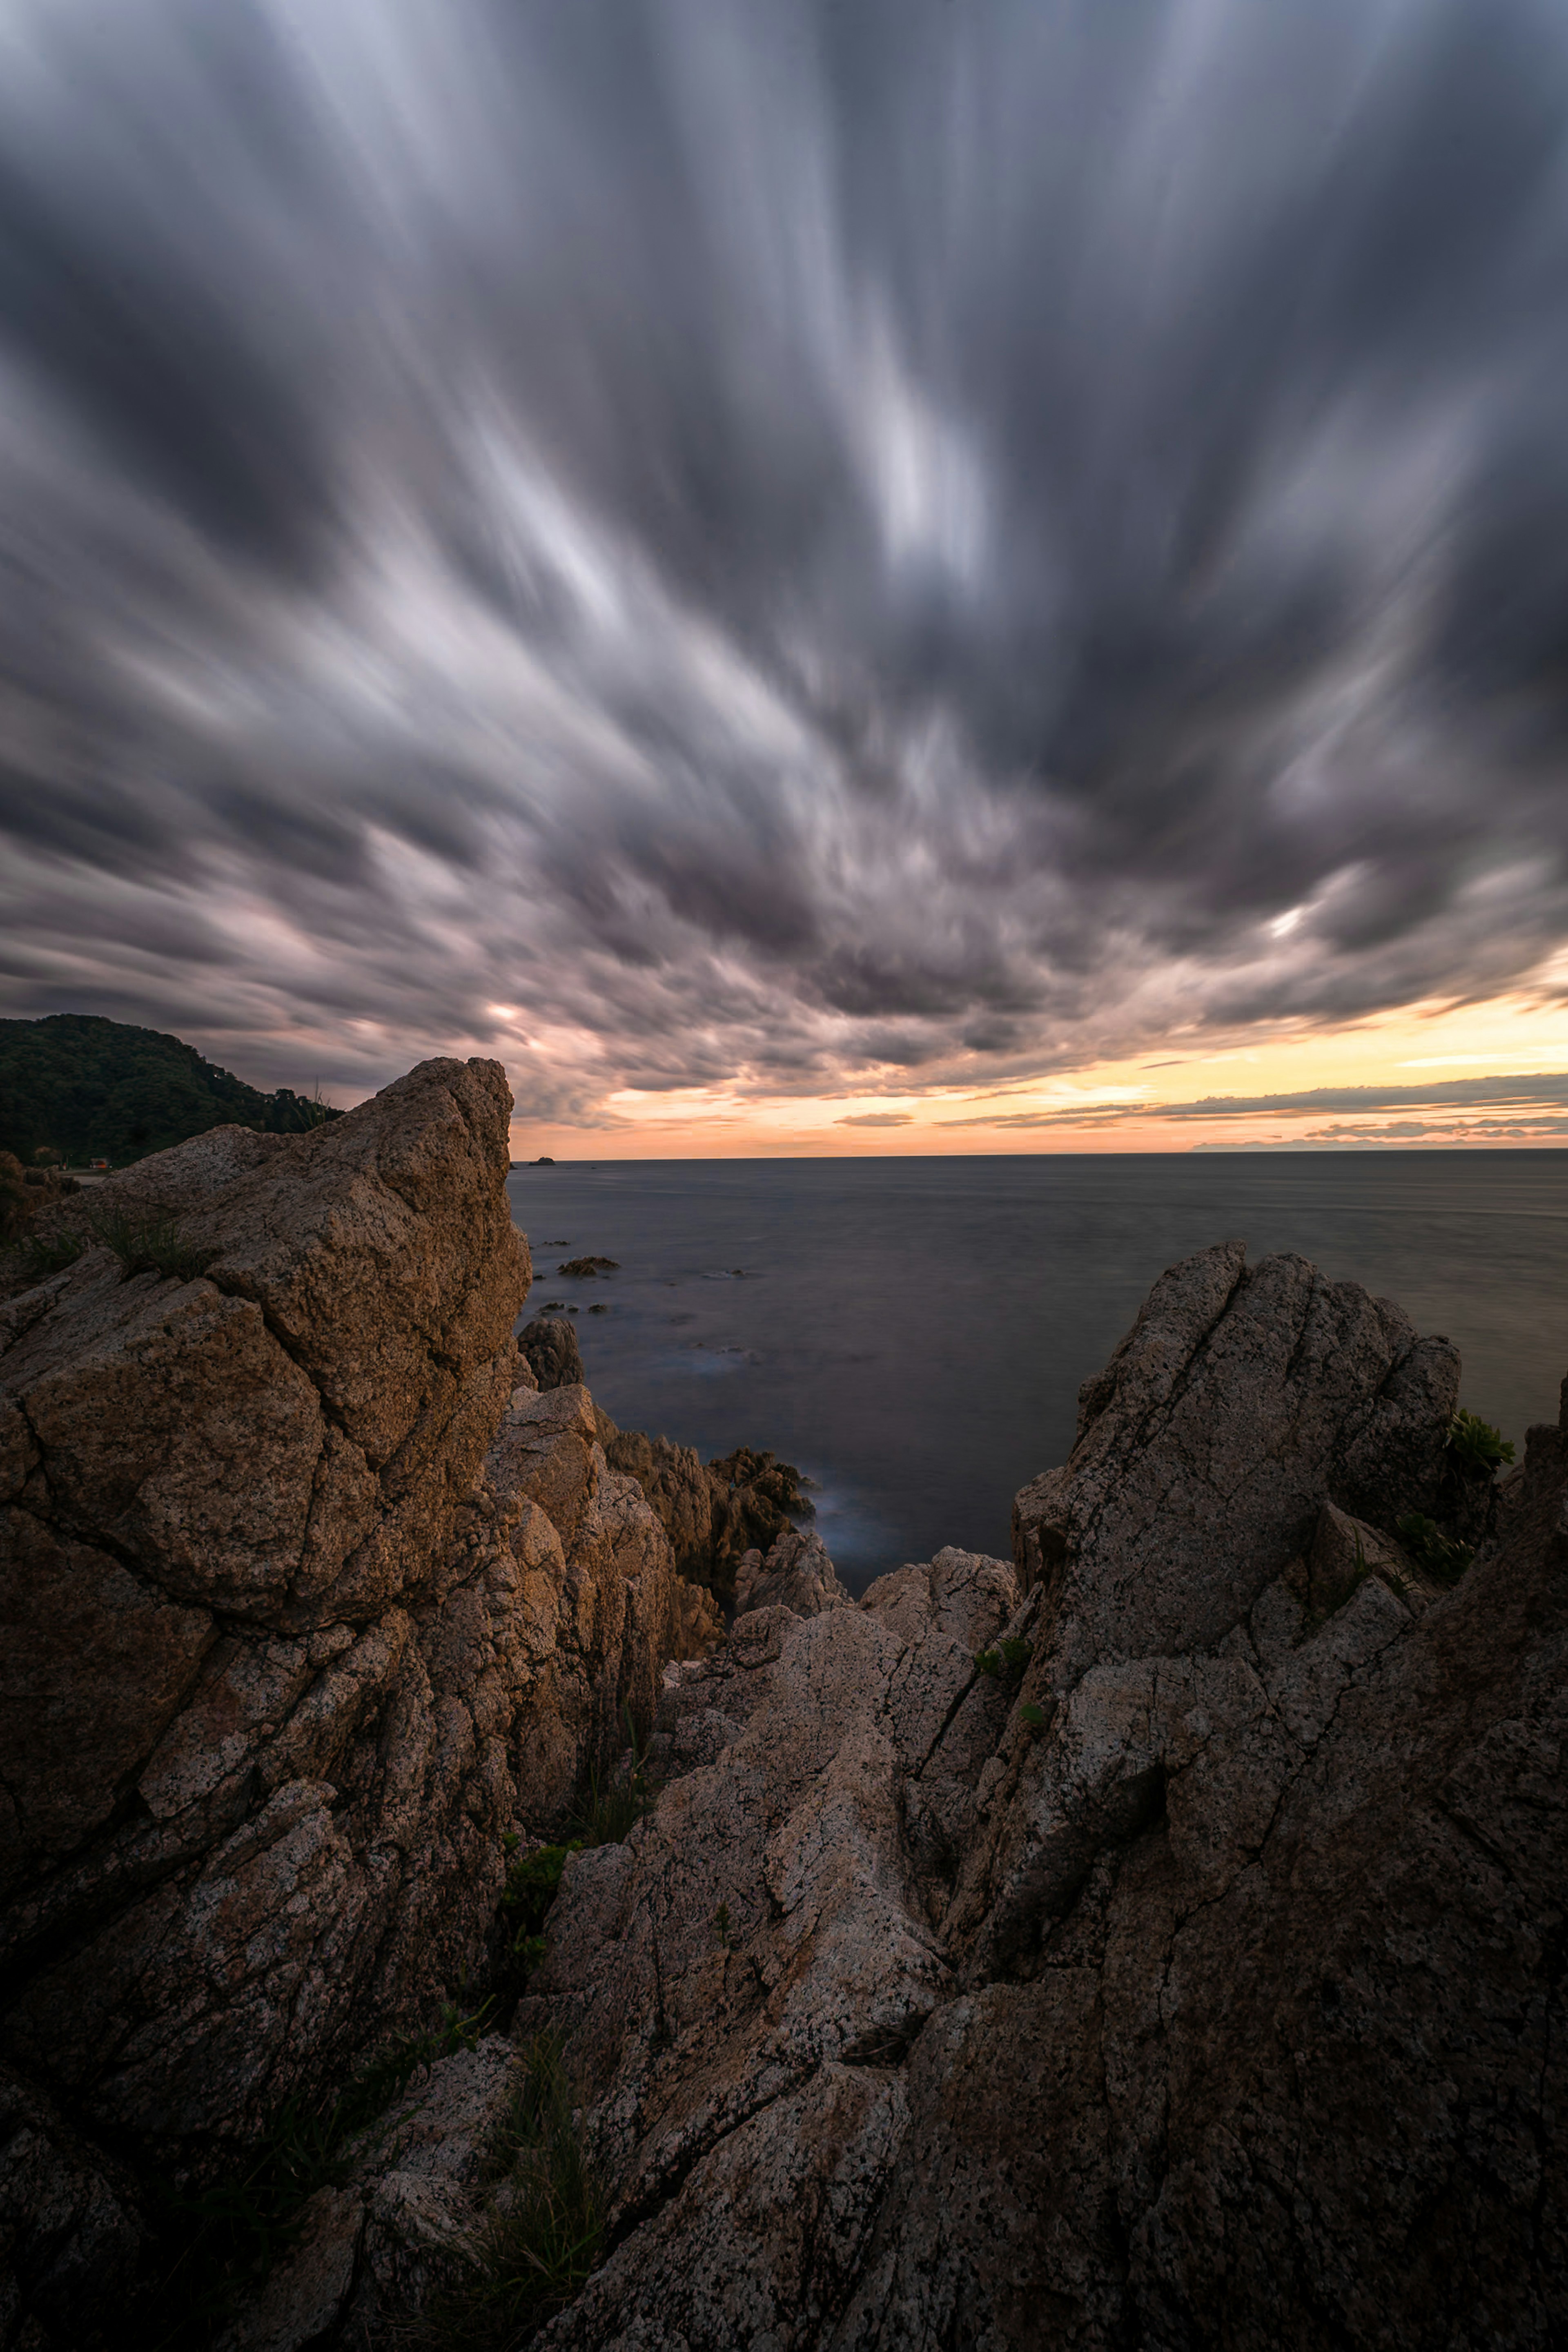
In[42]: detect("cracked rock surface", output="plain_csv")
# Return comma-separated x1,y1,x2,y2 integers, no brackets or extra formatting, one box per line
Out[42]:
516,1244,1564,2350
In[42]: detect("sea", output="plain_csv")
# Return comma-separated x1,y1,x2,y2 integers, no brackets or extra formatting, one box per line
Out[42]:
505,1152,1568,1595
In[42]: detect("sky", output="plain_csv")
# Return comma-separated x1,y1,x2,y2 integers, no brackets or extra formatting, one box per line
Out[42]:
3,0,1568,1156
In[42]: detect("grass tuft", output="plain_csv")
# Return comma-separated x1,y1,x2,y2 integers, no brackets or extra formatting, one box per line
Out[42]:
87,1206,215,1282
421,2035,603,2349
567,1708,657,1848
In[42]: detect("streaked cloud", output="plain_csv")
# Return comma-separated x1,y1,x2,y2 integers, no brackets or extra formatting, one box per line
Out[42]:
1,0,1567,1120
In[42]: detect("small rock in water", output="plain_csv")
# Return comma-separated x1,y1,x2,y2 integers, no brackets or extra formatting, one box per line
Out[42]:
559,1254,619,1276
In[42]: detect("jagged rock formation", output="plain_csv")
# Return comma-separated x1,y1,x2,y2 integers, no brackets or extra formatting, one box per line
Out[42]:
0,1059,711,2348
600,1424,815,1599
601,1426,717,1581
732,1526,855,1617
498,1242,1564,2349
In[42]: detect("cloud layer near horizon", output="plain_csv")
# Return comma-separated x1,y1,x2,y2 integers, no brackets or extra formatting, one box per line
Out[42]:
3,0,1568,1115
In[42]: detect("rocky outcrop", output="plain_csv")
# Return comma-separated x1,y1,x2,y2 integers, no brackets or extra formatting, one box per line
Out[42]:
601,1426,718,1581
733,1527,855,1617
9,1214,1561,2350
601,1426,817,1599
1009,1239,1458,1676
503,1242,1564,2349
518,1313,584,1391
0,1058,711,2348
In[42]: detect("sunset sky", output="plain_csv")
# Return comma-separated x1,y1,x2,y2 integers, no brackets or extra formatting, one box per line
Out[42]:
4,0,1568,1157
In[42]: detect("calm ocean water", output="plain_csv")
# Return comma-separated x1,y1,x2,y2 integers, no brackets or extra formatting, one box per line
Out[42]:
506,1153,1568,1593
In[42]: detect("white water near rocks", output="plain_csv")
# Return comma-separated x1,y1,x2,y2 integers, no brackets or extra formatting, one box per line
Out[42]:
508,1149,1568,1589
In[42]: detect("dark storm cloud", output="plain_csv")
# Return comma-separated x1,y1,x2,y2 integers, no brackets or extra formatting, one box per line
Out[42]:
3,0,1568,1109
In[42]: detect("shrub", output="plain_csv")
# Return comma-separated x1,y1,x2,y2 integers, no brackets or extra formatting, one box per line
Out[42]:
975,1636,1033,1683
1447,1409,1515,1478
1396,1512,1473,1586
497,1841,584,1995
501,1843,584,1938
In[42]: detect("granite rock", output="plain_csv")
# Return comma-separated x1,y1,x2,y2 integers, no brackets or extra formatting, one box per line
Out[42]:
1010,1240,1459,1679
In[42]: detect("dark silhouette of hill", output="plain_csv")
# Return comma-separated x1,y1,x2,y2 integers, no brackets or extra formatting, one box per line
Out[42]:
0,1013,341,1166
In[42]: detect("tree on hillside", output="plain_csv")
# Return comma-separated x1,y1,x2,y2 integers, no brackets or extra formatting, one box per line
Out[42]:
0,1014,343,1166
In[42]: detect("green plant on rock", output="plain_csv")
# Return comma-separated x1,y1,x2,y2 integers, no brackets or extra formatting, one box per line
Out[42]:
501,1843,584,1937
86,1206,215,1282
1447,1408,1515,1478
423,2035,604,2348
713,1901,732,1951
498,1840,584,1996
975,1636,1034,1683
1396,1512,1474,1586
1018,1702,1048,1733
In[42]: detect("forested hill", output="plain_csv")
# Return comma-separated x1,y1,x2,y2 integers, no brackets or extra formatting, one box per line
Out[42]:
0,1013,343,1165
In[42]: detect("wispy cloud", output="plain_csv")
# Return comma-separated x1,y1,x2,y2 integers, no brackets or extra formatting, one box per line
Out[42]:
944,1068,1568,1138
1145,1073,1568,1120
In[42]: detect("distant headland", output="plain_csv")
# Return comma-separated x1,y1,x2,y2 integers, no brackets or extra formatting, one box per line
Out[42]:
0,1011,341,1168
